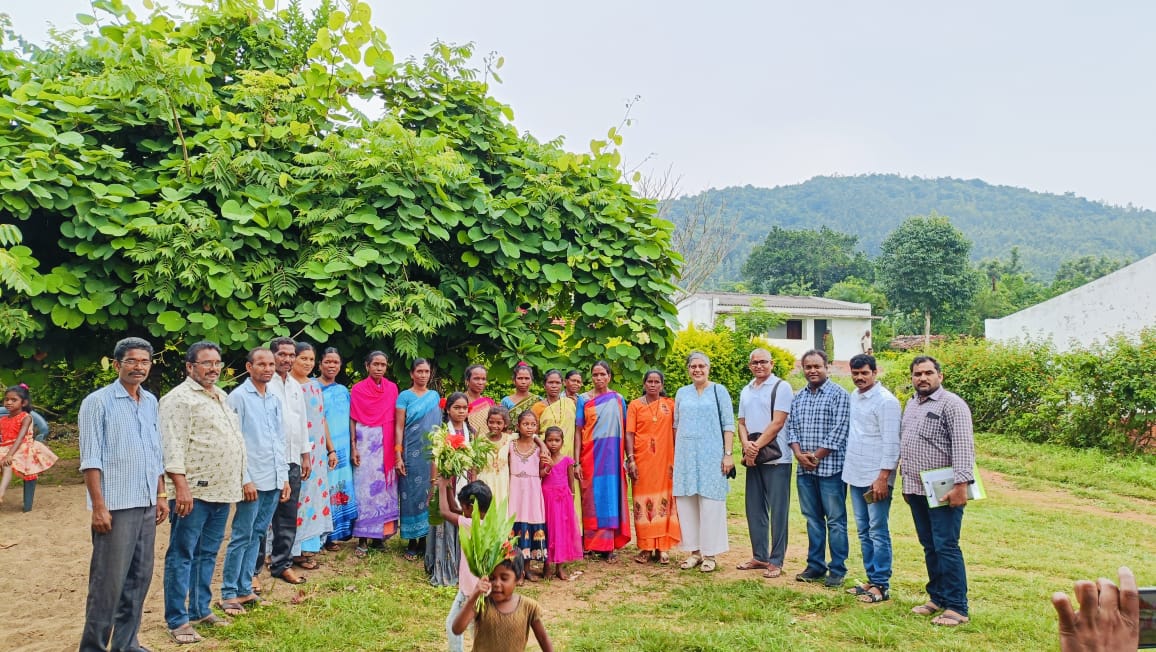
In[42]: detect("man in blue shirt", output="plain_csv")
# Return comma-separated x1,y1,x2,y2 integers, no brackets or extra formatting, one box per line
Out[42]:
78,337,168,652
219,348,290,618
785,349,851,588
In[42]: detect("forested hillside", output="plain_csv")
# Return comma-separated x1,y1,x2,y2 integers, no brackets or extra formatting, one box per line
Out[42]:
664,174,1156,284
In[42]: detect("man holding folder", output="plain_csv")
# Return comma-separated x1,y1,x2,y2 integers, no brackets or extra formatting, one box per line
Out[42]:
900,355,975,629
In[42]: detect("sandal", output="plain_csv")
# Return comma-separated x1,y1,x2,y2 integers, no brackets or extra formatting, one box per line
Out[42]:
699,556,717,573
237,594,269,607
323,541,341,552
633,551,652,564
679,553,703,570
216,600,246,617
931,610,969,627
354,546,368,559
847,584,871,596
191,613,231,627
736,559,770,571
276,568,308,585
858,586,890,604
911,601,942,616
293,556,320,570
658,552,670,565
168,623,203,645
762,565,783,579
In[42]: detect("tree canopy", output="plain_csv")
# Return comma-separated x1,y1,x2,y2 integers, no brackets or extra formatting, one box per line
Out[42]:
740,225,871,295
876,214,977,343
0,0,681,379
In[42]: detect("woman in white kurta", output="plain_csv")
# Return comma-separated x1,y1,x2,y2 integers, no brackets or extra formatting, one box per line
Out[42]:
672,351,735,573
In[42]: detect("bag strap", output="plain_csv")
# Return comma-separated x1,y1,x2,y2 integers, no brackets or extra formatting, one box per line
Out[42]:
712,383,725,439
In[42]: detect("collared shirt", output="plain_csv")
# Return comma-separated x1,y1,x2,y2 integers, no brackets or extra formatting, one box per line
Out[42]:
738,376,794,464
784,378,850,477
900,386,975,496
159,376,248,503
227,379,288,492
269,374,309,461
841,382,901,487
78,381,164,511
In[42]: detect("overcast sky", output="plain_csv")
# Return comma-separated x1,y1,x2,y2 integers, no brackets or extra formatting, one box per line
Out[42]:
8,1,1156,208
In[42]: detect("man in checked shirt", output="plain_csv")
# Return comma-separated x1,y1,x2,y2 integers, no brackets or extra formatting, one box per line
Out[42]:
901,356,976,628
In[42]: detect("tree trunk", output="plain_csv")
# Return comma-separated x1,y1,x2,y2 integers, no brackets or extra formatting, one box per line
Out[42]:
923,308,932,350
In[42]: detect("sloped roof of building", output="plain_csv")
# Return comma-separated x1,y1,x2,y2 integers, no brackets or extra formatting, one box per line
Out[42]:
682,292,874,319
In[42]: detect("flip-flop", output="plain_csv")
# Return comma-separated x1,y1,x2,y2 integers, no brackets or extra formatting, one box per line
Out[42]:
168,623,204,644
931,610,969,627
293,556,320,570
680,553,703,570
216,600,246,617
911,601,942,616
699,557,717,573
658,552,670,565
354,546,368,559
633,551,652,564
736,559,770,571
323,542,341,552
191,613,231,627
762,565,783,579
237,595,270,607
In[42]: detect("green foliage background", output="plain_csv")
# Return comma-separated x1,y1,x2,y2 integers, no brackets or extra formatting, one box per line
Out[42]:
0,0,681,389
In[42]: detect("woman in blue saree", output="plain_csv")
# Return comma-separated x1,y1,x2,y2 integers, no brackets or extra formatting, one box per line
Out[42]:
395,359,442,561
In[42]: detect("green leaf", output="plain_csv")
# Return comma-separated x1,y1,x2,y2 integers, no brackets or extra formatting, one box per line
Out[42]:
156,311,188,332
542,263,573,283
54,131,85,146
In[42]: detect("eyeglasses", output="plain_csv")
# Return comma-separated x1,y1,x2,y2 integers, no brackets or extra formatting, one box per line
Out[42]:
119,359,152,368
749,360,772,365
194,361,225,369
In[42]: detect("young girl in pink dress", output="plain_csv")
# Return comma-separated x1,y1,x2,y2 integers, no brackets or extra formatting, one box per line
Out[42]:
541,426,582,580
508,410,548,583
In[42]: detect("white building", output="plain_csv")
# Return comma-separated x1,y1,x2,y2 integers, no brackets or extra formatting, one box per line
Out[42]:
676,292,875,362
985,253,1156,352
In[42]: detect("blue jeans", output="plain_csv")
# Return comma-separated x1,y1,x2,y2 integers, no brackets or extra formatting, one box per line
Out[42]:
848,485,893,589
164,499,231,628
795,473,848,578
221,490,278,600
907,494,968,616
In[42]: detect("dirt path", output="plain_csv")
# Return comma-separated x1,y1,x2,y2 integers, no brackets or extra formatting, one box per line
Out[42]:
2,464,1153,651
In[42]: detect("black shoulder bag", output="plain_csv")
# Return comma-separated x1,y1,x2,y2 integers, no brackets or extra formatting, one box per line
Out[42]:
711,383,737,479
743,378,783,467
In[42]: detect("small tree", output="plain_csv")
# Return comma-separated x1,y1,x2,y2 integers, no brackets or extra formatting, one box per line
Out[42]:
741,226,872,295
876,214,977,347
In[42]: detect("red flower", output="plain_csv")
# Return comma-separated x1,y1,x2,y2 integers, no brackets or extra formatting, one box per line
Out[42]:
447,434,466,449
439,397,447,409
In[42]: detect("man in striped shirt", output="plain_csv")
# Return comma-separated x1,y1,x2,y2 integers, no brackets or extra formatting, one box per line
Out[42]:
901,355,975,628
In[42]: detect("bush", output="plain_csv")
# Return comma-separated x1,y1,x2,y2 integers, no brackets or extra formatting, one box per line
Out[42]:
878,334,1156,454
660,324,794,399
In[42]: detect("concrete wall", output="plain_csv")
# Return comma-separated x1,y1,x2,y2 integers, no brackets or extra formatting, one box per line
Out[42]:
985,254,1156,352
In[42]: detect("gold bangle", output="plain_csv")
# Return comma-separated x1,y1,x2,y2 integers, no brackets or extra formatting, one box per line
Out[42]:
157,492,168,499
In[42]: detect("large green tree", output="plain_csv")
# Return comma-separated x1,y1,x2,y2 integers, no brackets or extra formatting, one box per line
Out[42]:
0,0,680,380
741,225,871,295
876,214,977,346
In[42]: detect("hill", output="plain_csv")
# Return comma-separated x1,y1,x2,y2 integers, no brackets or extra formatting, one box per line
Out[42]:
664,174,1156,284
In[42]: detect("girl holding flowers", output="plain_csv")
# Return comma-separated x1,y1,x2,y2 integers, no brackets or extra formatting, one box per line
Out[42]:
426,392,473,586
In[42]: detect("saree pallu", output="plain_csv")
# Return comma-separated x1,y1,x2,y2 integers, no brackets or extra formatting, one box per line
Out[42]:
351,377,399,540
397,389,441,540
577,391,631,552
294,380,335,547
501,394,540,424
466,396,496,437
320,381,357,541
626,396,681,552
532,397,577,450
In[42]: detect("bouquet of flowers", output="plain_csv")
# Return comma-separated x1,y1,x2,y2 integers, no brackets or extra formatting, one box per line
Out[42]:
427,423,496,480
459,497,518,613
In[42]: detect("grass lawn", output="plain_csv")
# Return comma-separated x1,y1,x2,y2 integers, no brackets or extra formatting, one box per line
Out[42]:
191,434,1156,651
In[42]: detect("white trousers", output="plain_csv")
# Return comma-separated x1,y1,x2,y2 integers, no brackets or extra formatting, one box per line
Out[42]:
676,495,730,557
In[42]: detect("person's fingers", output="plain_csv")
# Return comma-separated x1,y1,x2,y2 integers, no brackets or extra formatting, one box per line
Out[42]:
1097,576,1121,616
1072,579,1100,627
1117,566,1139,619
1052,591,1078,636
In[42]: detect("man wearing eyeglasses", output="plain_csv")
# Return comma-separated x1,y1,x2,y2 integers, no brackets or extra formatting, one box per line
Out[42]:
159,341,248,642
79,337,168,652
735,348,794,579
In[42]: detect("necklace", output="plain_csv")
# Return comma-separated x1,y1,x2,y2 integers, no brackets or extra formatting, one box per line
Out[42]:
513,439,537,458
643,396,662,422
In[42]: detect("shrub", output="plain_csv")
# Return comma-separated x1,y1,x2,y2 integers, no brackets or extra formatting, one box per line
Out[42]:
660,324,794,400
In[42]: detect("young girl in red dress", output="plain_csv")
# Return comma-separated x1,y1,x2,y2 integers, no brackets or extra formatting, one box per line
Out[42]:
0,385,57,509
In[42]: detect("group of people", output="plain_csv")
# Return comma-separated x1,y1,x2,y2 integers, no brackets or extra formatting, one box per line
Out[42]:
69,332,987,651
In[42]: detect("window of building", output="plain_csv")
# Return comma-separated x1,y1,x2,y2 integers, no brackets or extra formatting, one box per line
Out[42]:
785,319,803,340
